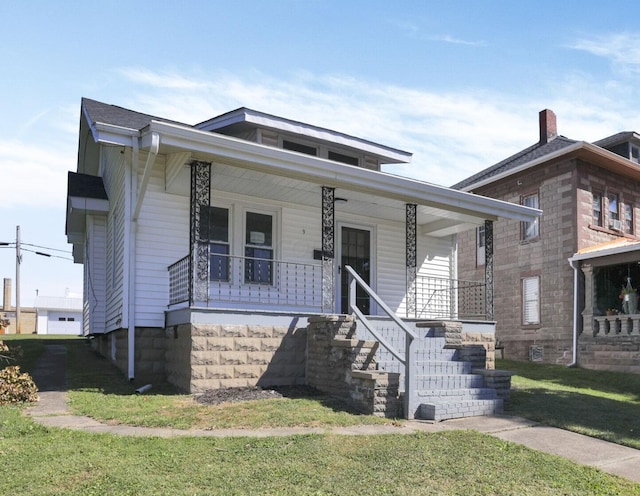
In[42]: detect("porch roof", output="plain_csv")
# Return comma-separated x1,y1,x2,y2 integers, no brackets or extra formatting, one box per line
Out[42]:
570,238,640,262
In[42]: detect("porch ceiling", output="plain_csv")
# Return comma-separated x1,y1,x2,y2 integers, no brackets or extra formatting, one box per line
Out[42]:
165,159,486,236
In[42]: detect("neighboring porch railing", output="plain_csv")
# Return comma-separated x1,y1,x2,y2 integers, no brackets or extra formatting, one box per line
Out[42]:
168,252,323,310
345,265,418,420
413,275,487,320
593,315,640,336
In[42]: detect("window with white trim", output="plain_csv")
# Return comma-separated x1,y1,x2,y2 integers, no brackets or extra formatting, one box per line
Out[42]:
608,193,619,223
245,211,274,284
592,192,603,227
521,193,539,240
200,206,230,282
624,203,634,234
522,276,540,325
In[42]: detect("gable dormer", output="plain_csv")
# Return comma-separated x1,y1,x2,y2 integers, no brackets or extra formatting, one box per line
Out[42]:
195,107,411,171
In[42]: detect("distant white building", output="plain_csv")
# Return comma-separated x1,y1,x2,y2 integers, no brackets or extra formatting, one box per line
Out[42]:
34,293,83,335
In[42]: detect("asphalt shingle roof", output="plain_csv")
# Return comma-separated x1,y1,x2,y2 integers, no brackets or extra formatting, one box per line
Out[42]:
68,171,108,200
451,136,578,190
82,97,186,131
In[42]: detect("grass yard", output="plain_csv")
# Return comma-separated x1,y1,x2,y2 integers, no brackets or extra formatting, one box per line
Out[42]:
0,337,639,494
502,359,640,450
1,405,638,495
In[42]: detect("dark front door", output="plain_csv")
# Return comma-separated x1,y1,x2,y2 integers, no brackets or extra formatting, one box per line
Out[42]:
340,226,371,314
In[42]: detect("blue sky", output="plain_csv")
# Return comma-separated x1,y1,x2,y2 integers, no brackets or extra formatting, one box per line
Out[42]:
2,0,640,305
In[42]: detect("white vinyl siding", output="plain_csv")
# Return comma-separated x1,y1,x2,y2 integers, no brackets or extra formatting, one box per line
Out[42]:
83,215,106,335
134,154,189,326
522,276,540,325
102,146,126,331
94,147,458,325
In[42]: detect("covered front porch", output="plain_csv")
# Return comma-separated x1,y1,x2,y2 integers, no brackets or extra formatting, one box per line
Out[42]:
164,159,500,323
571,239,640,374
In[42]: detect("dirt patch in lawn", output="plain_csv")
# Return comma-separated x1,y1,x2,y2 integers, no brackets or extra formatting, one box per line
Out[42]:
193,385,324,406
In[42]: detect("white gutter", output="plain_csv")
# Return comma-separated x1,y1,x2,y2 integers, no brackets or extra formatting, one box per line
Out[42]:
568,257,579,367
142,121,542,223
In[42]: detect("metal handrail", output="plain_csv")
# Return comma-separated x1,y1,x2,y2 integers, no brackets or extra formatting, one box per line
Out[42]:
345,265,418,419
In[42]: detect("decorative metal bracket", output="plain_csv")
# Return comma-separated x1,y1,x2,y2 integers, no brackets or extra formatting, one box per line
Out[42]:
484,220,494,320
189,161,211,304
321,186,335,312
406,204,417,318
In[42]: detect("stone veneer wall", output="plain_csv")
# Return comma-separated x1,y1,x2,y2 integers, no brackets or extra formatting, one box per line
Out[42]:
91,322,307,392
166,322,308,393
578,334,640,374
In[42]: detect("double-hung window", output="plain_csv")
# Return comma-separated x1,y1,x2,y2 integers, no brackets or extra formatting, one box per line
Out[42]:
245,211,273,284
592,192,603,227
522,276,540,325
200,206,230,282
624,203,634,234
521,193,539,240
608,193,619,225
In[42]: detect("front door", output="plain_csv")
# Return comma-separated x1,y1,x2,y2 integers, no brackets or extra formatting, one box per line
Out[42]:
339,226,372,314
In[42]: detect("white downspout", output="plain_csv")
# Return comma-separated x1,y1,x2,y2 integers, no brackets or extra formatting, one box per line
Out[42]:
126,134,160,380
126,138,139,380
568,257,579,367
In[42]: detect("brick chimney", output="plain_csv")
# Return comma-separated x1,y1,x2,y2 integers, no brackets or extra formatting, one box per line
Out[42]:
539,109,557,144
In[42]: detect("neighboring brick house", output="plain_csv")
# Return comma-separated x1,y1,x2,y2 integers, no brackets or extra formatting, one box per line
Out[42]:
454,110,640,370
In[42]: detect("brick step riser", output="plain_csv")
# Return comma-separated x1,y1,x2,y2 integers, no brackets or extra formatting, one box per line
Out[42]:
413,361,471,374
416,388,498,401
415,374,485,389
418,399,503,421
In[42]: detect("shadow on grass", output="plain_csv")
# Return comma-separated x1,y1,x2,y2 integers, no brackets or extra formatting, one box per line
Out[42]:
506,386,640,449
7,336,371,417
499,359,640,401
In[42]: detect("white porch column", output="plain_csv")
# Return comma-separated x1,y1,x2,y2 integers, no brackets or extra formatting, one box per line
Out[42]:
581,263,594,336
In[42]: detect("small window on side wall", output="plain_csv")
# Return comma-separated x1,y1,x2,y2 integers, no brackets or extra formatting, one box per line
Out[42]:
522,276,540,325
521,193,539,240
592,192,603,227
624,203,634,234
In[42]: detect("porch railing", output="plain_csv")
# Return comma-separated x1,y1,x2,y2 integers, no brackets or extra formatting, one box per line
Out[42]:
168,252,323,310
593,315,640,336
414,275,487,320
346,265,418,420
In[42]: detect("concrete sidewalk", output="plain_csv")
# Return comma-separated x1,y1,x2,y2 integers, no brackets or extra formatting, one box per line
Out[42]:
25,343,640,485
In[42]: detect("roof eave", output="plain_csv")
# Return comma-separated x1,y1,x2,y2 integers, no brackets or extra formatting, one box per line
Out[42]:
460,141,640,192
144,120,540,223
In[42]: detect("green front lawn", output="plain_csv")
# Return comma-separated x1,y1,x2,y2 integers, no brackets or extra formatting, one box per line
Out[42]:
0,337,639,494
502,359,640,450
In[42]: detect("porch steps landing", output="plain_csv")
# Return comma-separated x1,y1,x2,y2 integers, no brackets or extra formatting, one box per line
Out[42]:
412,333,502,421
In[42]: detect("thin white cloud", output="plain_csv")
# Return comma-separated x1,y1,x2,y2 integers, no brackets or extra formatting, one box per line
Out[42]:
117,67,209,90
570,32,640,71
6,65,640,215
431,34,486,47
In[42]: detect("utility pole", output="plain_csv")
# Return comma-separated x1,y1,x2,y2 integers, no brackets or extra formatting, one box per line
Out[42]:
16,225,21,334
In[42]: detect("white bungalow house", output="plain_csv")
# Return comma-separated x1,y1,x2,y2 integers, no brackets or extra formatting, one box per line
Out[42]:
66,98,540,419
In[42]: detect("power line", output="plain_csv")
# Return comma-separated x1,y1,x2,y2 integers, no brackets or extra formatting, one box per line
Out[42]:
21,242,72,254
